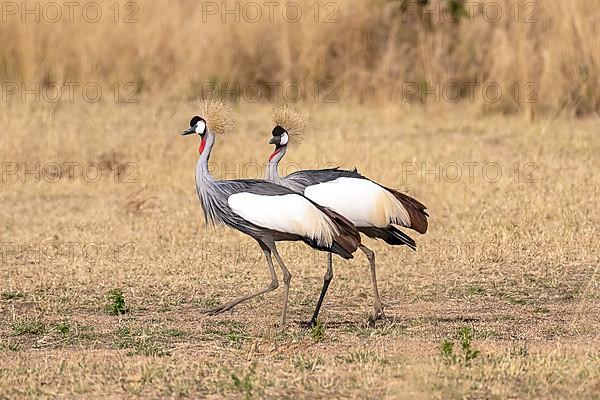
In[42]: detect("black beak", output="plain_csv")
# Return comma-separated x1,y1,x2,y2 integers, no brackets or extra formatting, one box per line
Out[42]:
269,136,279,145
181,127,196,136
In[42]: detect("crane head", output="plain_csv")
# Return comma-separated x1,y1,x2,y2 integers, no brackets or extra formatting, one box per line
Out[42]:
182,116,207,136
271,106,305,148
269,125,289,147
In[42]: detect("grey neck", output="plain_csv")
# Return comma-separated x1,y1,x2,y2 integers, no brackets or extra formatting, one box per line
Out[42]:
194,130,228,227
265,145,287,184
196,131,216,184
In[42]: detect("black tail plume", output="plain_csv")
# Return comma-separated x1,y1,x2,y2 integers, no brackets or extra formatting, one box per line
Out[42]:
386,226,417,251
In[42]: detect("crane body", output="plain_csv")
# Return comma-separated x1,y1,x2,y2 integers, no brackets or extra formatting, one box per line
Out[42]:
265,107,429,323
181,103,361,326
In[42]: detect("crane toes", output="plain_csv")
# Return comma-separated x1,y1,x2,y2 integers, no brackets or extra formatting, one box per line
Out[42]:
305,319,317,330
203,304,233,315
368,308,387,326
375,309,386,320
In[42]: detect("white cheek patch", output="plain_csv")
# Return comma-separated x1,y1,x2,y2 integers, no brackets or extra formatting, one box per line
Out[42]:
280,133,289,146
196,121,206,134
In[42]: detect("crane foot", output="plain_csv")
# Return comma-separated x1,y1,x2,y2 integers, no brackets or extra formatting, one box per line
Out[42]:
368,308,386,327
203,303,234,315
305,319,317,329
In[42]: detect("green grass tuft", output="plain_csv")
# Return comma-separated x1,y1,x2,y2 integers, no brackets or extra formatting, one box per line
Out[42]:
309,319,325,341
12,320,46,336
105,289,129,315
440,326,481,366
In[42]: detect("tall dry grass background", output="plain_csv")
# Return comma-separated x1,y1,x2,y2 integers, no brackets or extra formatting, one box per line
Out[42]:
1,0,599,115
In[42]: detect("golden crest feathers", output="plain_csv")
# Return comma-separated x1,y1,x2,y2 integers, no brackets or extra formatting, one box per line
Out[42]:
272,106,306,147
199,100,235,136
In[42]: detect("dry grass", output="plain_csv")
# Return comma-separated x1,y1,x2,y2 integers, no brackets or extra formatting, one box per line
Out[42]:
1,0,600,115
0,100,599,398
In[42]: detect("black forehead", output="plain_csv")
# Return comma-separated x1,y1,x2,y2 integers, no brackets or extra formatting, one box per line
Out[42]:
272,125,287,136
190,116,206,127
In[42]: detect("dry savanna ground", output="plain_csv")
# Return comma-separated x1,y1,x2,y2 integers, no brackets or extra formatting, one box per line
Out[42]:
0,100,599,398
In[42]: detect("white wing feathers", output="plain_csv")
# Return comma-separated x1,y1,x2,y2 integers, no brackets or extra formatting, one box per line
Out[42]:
227,193,339,246
304,178,411,228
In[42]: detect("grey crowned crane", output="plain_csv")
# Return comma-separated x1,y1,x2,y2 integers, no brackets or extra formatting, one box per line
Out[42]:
180,101,361,326
265,106,429,323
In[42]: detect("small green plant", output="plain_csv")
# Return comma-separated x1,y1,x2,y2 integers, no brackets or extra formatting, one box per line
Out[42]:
105,289,128,315
309,319,325,341
440,326,480,366
56,322,70,335
459,327,481,363
12,320,46,336
230,363,256,399
440,339,454,360
467,285,486,295
231,373,253,397
0,342,20,351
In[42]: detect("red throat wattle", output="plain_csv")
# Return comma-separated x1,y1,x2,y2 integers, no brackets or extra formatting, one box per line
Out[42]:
269,147,282,161
198,136,207,154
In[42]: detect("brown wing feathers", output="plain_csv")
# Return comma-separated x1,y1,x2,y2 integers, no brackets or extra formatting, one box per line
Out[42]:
386,187,429,234
319,207,361,259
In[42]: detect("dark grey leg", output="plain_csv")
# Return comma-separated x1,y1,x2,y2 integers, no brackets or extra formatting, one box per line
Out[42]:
307,252,334,328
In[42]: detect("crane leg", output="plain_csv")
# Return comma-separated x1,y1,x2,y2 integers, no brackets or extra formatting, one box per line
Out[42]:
204,243,278,315
271,246,292,327
359,244,386,323
307,252,334,328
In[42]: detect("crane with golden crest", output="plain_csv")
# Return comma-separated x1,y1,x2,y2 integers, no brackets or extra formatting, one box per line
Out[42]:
265,106,429,325
180,101,361,327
